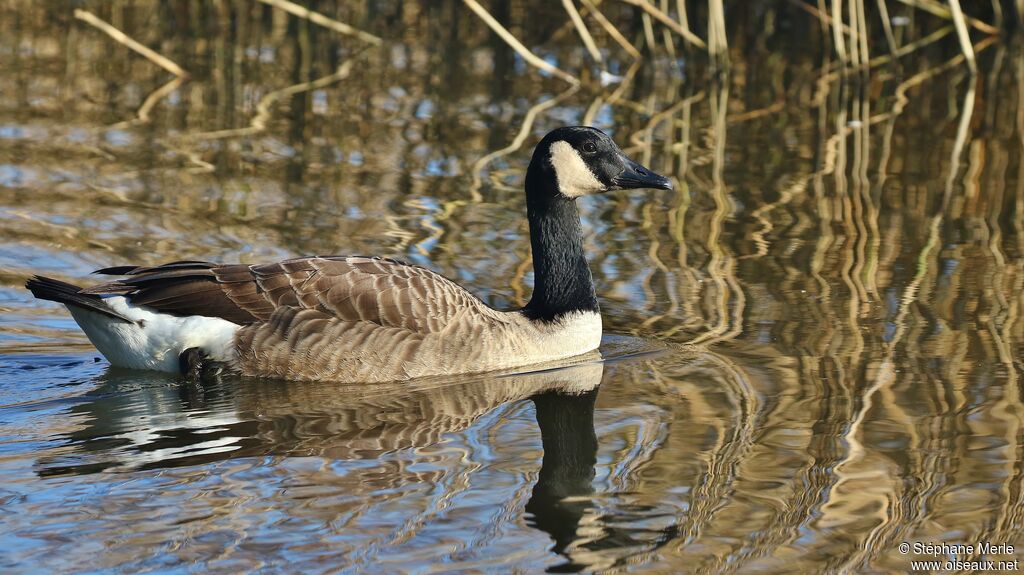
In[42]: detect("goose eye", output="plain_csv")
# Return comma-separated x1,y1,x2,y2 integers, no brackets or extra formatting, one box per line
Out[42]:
582,141,597,154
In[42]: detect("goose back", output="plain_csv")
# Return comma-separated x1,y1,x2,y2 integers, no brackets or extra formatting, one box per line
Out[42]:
83,256,600,381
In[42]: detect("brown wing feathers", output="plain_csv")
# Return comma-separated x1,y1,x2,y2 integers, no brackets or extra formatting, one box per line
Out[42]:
77,256,493,333
82,261,261,325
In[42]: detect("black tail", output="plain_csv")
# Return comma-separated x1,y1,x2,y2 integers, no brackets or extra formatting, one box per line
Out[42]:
26,276,132,322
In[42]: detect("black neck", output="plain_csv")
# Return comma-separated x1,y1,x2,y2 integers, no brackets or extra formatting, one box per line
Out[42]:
523,163,599,321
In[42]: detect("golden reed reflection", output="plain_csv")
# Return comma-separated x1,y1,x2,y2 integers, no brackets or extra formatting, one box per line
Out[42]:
1,1,1023,572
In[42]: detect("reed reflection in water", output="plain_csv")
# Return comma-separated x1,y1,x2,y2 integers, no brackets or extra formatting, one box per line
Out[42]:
1,1,1023,573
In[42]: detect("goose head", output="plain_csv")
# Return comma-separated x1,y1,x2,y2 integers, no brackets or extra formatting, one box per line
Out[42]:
521,126,673,320
527,126,673,200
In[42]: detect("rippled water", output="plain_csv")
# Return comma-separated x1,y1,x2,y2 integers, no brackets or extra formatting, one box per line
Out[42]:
2,1,1023,573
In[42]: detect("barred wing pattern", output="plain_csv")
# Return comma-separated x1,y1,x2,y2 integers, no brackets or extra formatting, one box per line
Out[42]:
88,257,518,381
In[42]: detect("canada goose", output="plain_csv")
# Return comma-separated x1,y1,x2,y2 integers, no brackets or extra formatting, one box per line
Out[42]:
26,126,672,382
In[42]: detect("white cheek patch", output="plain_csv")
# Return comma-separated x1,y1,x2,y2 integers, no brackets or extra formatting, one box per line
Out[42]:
549,141,604,198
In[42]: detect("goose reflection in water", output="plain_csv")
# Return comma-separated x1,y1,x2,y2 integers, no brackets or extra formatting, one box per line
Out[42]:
33,345,678,571
528,390,683,572
38,355,603,471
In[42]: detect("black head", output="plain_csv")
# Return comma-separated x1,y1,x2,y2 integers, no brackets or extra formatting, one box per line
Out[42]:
527,126,673,200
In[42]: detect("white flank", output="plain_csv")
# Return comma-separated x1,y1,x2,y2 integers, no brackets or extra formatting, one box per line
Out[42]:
67,296,240,372
548,141,604,198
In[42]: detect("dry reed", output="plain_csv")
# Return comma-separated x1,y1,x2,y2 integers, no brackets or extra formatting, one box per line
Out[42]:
460,0,997,80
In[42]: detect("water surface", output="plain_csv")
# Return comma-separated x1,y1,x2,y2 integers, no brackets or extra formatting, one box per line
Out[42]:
1,2,1023,573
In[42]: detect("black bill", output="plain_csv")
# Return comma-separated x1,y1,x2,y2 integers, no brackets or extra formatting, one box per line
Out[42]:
610,155,673,191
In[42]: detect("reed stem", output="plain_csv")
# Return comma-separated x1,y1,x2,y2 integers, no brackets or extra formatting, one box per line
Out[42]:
463,0,580,85
73,9,188,78
947,0,978,74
